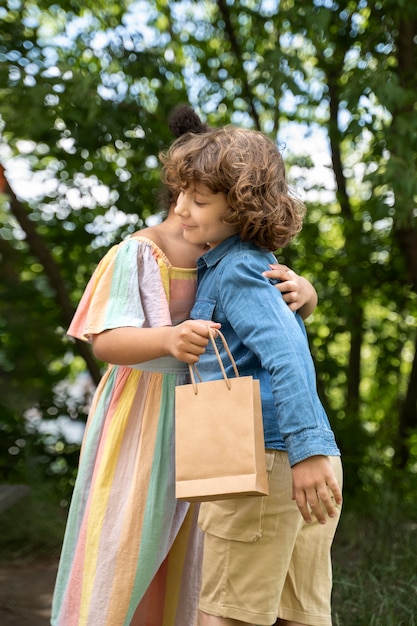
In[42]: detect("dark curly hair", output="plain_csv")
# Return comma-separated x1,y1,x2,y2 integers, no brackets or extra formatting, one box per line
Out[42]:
160,126,305,251
168,104,209,137
158,105,210,211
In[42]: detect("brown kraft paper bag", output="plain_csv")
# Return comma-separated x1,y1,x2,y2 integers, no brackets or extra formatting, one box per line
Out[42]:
175,328,269,502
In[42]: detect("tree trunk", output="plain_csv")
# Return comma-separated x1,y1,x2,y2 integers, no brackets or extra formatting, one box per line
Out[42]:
2,165,101,385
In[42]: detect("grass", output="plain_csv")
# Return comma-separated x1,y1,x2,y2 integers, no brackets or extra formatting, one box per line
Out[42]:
0,483,67,563
332,493,417,625
0,484,416,624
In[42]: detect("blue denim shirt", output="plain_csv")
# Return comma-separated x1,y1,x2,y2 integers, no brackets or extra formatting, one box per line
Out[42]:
190,235,340,467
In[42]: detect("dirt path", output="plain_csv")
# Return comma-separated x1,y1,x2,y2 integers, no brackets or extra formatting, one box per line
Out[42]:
0,556,58,626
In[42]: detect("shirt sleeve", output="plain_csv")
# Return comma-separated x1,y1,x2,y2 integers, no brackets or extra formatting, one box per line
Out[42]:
218,252,338,464
68,238,172,342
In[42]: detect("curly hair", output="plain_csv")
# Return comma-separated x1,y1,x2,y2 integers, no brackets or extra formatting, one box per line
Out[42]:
160,126,305,251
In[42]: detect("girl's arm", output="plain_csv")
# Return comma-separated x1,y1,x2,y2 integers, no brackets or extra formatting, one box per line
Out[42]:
92,319,220,366
262,263,318,320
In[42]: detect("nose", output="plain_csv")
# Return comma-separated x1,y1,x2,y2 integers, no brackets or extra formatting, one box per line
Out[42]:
174,191,188,216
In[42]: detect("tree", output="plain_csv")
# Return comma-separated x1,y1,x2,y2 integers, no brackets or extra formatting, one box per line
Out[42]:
1,0,416,499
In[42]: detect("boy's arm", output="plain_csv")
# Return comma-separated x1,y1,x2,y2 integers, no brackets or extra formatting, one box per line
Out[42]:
219,257,340,523
262,263,318,319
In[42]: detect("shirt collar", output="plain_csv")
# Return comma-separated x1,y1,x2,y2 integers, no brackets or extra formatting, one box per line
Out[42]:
197,235,241,269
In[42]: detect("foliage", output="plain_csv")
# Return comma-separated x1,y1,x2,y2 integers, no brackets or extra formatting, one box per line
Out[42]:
0,483,67,561
0,0,416,502
332,489,417,625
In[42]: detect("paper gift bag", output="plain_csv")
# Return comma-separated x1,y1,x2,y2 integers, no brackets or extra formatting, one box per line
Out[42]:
175,328,269,502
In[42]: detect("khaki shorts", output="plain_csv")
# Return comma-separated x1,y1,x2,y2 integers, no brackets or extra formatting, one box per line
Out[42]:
198,451,343,626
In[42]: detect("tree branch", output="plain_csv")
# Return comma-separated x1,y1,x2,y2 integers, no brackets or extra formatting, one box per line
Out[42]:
215,0,261,130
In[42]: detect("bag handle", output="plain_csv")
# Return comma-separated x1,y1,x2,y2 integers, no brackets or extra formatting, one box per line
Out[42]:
189,327,239,395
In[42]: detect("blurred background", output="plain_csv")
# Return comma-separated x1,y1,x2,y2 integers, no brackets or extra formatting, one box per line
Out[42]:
0,1,416,624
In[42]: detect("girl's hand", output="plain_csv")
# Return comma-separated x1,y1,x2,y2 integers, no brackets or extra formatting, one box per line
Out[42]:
168,320,221,364
262,263,318,320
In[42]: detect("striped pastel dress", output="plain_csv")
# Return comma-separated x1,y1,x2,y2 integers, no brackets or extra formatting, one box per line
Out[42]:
51,235,203,626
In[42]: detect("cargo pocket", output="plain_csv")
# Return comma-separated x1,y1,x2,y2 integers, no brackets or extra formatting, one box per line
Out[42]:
198,450,276,543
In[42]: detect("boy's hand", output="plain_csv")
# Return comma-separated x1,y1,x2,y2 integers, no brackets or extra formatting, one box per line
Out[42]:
263,263,318,319
168,320,221,364
291,455,342,524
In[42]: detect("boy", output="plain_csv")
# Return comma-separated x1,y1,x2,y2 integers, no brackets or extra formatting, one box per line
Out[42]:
161,126,342,626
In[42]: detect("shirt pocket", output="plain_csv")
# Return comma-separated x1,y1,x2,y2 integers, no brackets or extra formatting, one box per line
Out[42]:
190,298,220,355
197,450,276,543
190,298,216,322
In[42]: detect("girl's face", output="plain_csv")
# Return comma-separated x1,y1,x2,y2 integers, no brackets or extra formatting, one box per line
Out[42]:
174,183,235,249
